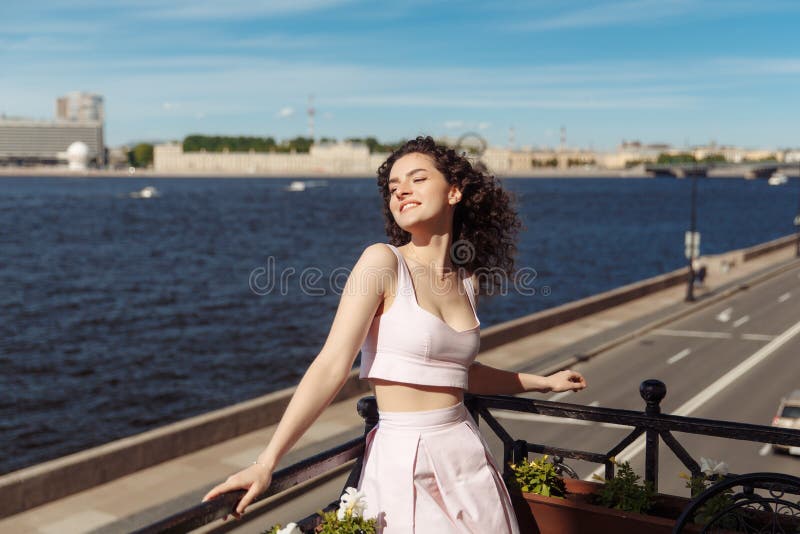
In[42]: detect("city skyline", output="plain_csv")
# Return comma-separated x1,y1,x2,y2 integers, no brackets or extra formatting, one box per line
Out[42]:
3,1,799,149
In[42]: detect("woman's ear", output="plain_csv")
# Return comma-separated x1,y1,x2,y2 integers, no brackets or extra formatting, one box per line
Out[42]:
448,186,462,205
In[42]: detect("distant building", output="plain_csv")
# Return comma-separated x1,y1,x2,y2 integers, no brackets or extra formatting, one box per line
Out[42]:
601,140,671,169
0,93,105,166
56,92,104,122
0,118,104,166
154,141,386,175
784,150,800,164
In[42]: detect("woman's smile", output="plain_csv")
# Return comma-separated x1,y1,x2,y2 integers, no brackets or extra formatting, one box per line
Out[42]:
400,201,421,213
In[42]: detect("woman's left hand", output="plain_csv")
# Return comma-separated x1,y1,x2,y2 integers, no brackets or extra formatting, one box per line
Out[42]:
547,369,587,393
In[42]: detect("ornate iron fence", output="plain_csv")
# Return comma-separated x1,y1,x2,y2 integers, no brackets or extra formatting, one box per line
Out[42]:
136,380,800,533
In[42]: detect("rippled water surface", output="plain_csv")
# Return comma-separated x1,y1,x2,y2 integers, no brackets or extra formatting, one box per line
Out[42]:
2,175,797,473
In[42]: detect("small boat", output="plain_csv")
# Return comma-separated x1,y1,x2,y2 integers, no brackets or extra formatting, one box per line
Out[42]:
130,186,160,198
286,181,307,191
768,172,788,186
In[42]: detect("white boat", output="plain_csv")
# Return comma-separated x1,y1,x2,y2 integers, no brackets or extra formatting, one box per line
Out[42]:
286,181,307,191
768,172,788,186
130,186,160,198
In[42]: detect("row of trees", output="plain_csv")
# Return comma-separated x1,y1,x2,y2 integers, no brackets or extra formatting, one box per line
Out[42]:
183,135,317,154
656,153,727,164
128,143,154,168
124,136,407,168
181,135,405,155
344,137,404,153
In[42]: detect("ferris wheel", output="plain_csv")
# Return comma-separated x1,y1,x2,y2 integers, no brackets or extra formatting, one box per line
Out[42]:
455,132,488,157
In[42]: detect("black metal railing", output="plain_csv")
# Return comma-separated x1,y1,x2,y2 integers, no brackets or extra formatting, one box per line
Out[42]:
137,380,800,533
133,398,377,534
467,379,800,492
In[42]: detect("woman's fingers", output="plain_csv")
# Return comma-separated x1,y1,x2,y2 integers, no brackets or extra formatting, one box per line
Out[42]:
202,480,233,503
235,483,263,515
567,370,587,390
551,370,587,392
201,467,270,521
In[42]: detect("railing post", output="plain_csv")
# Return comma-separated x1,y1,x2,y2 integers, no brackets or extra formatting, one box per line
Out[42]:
512,440,527,465
357,396,379,434
640,379,666,491
342,396,379,491
464,393,479,428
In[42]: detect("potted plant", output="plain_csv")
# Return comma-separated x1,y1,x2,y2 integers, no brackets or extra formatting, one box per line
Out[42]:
507,455,697,534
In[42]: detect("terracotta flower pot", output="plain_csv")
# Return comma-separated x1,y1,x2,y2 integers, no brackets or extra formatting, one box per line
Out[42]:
510,478,695,534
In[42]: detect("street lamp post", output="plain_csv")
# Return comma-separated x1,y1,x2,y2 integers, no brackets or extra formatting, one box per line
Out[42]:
686,171,698,302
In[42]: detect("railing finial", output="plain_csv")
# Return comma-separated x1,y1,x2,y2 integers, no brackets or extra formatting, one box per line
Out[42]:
639,379,666,415
357,396,379,431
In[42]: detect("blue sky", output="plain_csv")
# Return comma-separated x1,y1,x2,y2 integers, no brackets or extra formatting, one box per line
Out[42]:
2,0,799,149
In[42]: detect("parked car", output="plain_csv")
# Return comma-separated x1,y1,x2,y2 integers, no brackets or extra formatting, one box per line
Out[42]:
772,390,800,454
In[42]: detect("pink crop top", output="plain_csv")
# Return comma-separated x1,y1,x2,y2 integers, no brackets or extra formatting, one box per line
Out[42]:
358,243,481,389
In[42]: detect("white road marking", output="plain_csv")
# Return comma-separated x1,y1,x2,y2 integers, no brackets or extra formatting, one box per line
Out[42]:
653,329,732,339
493,410,627,429
716,308,733,323
741,333,776,342
667,348,691,365
548,391,572,402
759,444,772,456
778,292,791,303
587,318,800,481
732,315,750,328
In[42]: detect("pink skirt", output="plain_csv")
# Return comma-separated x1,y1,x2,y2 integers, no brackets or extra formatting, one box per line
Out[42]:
356,402,520,533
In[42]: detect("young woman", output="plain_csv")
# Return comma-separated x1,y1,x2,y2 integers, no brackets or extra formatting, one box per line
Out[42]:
203,136,587,532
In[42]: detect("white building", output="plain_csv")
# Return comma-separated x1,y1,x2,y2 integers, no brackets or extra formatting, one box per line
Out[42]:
56,92,104,122
154,141,387,175
0,118,104,165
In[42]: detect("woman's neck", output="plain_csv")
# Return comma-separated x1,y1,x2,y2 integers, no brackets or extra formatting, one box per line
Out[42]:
406,236,459,278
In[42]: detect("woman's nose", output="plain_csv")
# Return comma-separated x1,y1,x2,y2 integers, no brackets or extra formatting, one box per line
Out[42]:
395,182,412,197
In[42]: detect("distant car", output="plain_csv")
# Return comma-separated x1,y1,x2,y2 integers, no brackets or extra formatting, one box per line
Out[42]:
772,390,800,454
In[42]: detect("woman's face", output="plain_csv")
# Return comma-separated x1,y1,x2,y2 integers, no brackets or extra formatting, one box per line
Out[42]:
387,152,459,232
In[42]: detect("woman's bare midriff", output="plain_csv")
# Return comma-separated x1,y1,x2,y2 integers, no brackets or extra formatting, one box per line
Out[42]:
369,378,464,412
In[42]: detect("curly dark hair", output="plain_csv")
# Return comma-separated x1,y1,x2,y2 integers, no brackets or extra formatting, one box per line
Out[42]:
376,136,523,295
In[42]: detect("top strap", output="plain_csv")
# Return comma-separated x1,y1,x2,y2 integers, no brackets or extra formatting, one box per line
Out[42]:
463,275,478,315
384,244,413,297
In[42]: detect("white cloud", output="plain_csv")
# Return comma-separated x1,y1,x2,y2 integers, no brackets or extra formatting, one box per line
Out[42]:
713,57,800,75
478,122,491,130
226,34,325,50
444,120,464,129
141,0,359,19
277,107,295,118
504,0,800,31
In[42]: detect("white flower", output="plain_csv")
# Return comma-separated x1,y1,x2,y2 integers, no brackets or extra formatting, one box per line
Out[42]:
699,457,729,477
275,522,301,534
337,487,368,521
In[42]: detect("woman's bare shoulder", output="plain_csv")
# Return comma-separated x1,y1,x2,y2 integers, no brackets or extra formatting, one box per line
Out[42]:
356,243,397,271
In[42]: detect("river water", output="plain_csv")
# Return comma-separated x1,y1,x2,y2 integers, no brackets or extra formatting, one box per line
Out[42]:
1,175,797,473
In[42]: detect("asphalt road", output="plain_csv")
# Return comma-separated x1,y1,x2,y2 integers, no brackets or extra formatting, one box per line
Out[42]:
484,262,800,497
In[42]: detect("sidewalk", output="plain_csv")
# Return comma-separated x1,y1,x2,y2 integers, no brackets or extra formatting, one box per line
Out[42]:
3,243,798,534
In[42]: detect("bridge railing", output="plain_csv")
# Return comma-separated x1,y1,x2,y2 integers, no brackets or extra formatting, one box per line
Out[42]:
136,380,800,533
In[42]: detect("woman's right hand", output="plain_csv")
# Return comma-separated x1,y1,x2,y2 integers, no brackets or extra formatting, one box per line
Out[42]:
202,463,272,520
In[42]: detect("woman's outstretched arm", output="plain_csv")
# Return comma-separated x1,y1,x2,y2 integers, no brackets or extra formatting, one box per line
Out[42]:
201,244,396,517
465,275,587,396
467,362,587,395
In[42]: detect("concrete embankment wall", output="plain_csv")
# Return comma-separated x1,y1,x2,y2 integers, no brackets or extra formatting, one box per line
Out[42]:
1,234,796,518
